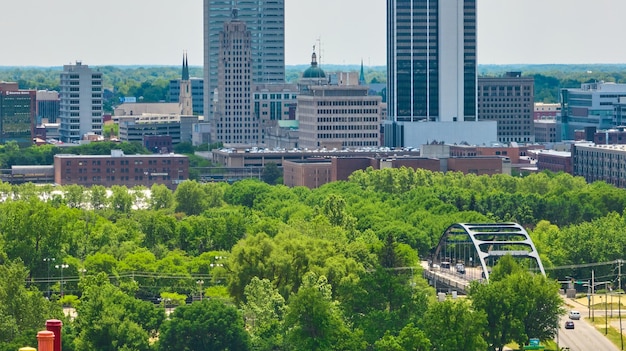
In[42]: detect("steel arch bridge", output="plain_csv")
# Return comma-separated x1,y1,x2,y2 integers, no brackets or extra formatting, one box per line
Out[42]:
430,223,545,281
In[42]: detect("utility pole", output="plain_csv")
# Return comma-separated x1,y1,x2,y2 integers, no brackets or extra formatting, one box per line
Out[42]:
619,259,623,350
587,280,591,318
592,269,595,321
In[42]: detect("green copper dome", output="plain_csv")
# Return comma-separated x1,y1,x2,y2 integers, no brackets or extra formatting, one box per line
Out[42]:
302,51,325,78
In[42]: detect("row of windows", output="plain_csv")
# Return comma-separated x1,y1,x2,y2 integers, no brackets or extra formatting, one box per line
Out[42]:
70,159,183,166
316,100,378,106
316,124,378,131
316,109,380,115
314,116,379,123
316,133,378,139
254,93,297,100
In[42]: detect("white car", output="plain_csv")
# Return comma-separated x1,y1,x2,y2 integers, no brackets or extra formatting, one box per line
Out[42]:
569,310,581,320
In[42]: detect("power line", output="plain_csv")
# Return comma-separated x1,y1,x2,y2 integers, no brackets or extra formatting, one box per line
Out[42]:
535,260,619,271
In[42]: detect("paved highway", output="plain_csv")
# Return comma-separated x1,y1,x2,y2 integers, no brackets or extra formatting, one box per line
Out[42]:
556,315,619,351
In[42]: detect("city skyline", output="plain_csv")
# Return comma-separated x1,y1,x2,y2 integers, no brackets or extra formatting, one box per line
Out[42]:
2,0,626,67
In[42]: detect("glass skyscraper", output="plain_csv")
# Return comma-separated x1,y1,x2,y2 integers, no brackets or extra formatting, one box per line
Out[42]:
203,0,285,122
386,0,477,126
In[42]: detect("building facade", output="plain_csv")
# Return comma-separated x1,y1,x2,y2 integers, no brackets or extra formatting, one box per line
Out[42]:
0,83,36,145
204,0,285,121
385,0,477,147
253,83,298,144
561,82,626,140
572,143,626,187
36,90,60,124
214,10,255,144
118,115,199,144
594,127,626,145
534,102,560,120
54,150,189,189
59,62,103,142
534,119,561,143
478,72,535,143
535,150,572,174
297,85,382,149
169,78,204,115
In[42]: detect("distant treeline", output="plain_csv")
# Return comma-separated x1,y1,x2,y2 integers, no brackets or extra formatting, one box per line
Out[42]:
2,64,626,109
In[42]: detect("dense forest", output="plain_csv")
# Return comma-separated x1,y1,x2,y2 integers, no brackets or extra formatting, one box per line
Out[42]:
1,168,626,350
3,64,626,112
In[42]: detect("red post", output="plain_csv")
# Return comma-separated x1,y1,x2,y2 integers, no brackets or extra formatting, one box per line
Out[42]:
37,330,55,351
46,319,63,351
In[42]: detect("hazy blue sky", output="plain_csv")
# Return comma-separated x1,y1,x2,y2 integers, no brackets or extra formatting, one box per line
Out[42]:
2,0,625,67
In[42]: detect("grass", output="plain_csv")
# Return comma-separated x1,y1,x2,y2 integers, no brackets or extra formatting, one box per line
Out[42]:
588,316,626,350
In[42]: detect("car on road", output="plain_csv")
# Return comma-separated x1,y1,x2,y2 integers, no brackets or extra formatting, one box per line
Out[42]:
564,320,575,329
455,263,466,274
569,310,581,320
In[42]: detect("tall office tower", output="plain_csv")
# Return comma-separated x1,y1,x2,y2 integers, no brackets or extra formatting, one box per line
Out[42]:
213,9,256,144
203,0,285,123
59,62,103,142
0,82,36,145
385,0,489,147
180,53,193,116
478,72,535,143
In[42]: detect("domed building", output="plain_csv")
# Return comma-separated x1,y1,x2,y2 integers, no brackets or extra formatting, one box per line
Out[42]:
298,49,328,93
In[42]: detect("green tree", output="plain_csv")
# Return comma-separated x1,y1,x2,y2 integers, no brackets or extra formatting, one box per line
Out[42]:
0,260,61,351
89,185,109,211
158,299,251,351
174,180,206,215
149,183,174,211
72,273,159,351
285,272,363,351
64,184,85,208
469,256,563,351
110,185,133,214
261,162,282,185
421,299,487,351
373,324,430,351
242,277,286,350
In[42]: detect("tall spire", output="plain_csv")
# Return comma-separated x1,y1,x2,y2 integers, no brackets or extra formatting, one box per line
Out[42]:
359,59,366,85
232,0,239,19
182,51,189,80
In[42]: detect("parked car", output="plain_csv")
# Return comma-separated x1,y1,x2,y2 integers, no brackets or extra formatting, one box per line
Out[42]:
564,321,575,329
569,310,581,320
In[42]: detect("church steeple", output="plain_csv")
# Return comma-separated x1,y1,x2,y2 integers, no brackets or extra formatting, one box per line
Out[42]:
182,52,189,81
359,59,366,85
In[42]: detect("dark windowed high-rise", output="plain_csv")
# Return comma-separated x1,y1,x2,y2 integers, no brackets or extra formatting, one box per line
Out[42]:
386,0,477,146
203,0,285,122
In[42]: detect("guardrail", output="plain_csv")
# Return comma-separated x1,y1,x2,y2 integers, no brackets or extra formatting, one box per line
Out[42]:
423,269,470,294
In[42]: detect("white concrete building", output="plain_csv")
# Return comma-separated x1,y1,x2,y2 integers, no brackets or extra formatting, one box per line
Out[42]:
59,62,103,142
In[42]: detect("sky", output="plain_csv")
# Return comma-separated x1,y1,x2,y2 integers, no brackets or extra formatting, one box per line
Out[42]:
1,0,626,67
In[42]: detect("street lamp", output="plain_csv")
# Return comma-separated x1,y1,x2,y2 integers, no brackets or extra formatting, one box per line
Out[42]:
43,257,55,298
55,264,69,297
196,280,204,301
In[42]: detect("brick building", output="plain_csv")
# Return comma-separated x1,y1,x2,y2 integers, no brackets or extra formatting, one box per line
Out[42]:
54,150,189,189
283,159,332,188
535,150,572,174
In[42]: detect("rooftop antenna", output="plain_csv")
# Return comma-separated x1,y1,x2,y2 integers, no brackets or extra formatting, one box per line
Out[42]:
316,36,322,67
232,0,239,19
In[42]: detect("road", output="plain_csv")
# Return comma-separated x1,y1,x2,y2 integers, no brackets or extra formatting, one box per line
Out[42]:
557,302,620,351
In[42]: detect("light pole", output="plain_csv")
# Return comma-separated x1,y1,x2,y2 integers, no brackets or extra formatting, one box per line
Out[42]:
55,264,69,297
43,257,55,298
196,280,204,301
